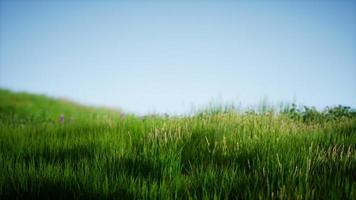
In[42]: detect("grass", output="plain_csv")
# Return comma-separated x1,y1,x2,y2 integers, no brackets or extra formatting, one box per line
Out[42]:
0,88,355,199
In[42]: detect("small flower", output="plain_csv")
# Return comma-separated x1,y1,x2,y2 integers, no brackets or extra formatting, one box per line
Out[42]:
59,114,64,124
119,113,125,120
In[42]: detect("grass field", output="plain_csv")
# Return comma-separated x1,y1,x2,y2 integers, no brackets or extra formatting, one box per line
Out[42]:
0,88,355,199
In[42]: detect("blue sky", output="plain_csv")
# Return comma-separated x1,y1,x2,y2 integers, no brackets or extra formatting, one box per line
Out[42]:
0,0,355,114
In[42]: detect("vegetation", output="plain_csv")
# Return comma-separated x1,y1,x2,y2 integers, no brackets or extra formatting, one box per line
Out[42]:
0,88,355,199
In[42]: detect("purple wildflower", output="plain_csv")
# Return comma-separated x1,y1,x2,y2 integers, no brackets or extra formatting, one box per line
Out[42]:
59,114,64,124
120,113,125,120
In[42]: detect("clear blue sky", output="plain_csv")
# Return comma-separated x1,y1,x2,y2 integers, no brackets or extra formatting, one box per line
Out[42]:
1,0,355,114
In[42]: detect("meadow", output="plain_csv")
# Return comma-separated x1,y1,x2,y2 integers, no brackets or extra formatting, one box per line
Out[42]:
0,88,355,199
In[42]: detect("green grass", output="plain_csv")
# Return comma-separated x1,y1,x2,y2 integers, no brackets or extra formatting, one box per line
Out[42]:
0,88,355,199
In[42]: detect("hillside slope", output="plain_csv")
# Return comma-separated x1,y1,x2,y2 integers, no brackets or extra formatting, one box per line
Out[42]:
0,88,121,124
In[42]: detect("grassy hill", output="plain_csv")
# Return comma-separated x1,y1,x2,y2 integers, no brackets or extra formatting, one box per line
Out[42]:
0,89,122,124
0,89,355,199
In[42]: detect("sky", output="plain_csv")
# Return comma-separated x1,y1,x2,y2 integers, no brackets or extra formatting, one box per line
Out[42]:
0,0,355,114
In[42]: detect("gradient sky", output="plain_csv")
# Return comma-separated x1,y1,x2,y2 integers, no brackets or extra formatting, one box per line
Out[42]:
1,0,355,114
